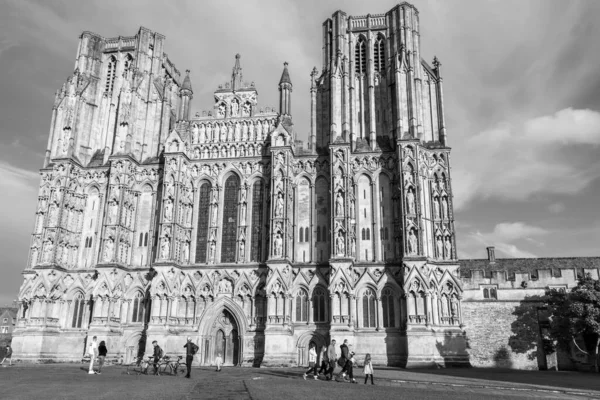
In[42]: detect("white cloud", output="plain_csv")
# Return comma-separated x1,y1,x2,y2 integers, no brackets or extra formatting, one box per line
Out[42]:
453,108,600,210
459,221,549,259
548,202,565,213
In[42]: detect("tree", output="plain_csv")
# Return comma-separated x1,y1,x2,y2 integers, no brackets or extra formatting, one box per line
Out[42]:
546,274,600,372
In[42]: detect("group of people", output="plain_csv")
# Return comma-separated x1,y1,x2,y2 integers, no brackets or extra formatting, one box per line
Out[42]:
86,336,201,378
303,339,375,385
86,336,108,374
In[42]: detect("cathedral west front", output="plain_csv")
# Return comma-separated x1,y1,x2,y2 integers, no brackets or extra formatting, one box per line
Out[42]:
12,2,469,367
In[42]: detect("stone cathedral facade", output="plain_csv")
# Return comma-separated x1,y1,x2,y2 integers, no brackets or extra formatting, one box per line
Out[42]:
12,2,468,367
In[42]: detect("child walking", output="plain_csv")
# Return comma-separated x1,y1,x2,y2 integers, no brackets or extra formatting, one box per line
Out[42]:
363,353,374,385
215,352,223,372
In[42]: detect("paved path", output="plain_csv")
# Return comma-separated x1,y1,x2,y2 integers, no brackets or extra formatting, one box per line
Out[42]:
1,364,599,400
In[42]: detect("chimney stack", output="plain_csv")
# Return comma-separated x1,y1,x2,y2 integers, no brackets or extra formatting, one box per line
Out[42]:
487,246,496,263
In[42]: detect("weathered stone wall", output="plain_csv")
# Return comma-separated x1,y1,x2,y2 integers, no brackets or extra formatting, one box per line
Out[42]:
462,301,542,369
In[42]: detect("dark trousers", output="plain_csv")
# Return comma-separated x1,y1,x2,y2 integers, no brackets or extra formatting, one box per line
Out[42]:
185,355,193,377
364,374,374,384
305,363,318,376
341,360,353,379
325,360,336,379
318,360,328,374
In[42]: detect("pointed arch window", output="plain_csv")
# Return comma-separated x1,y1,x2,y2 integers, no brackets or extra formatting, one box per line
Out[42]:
316,226,321,242
221,175,240,263
71,293,85,328
295,288,308,322
251,180,265,262
382,288,395,328
195,182,211,263
131,292,145,323
355,37,367,75
105,56,117,93
299,227,304,243
362,289,376,328
374,35,386,73
313,287,327,322
304,227,309,243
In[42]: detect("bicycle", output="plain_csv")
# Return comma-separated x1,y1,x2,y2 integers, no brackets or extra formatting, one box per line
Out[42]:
126,356,152,375
159,355,187,376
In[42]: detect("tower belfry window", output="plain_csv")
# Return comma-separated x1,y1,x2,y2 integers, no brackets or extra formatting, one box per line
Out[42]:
355,37,366,75
105,56,117,93
374,35,385,73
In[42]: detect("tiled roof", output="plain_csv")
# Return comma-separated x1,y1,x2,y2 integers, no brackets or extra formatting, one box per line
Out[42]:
460,257,600,278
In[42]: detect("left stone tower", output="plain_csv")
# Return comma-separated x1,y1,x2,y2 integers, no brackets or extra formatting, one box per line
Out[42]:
13,27,189,361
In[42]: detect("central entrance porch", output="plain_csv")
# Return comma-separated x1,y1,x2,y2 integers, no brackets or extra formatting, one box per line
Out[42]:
204,310,240,366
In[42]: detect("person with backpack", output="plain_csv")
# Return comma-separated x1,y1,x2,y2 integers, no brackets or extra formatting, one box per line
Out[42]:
183,337,199,378
152,340,163,376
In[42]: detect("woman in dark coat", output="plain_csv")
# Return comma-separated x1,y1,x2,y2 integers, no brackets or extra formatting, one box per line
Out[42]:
97,341,108,374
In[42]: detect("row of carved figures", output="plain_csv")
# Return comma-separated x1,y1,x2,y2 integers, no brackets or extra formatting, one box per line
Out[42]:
190,119,275,144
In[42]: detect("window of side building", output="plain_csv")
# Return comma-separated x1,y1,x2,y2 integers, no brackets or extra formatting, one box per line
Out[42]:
481,286,498,300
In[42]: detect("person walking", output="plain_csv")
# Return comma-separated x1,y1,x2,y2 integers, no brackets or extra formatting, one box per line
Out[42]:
152,340,163,376
214,352,223,372
325,339,337,381
183,337,199,379
317,345,328,376
338,339,356,383
363,353,374,385
97,341,107,374
0,345,12,366
302,343,318,380
87,336,98,375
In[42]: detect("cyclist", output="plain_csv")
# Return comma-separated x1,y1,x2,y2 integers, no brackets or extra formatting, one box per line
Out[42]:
152,340,164,375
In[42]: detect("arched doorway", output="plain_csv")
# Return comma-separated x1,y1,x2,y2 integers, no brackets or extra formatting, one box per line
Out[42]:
211,310,240,366
296,332,326,367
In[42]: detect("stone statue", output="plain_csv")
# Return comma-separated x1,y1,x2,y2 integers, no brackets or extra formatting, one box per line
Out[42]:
248,122,255,141
350,237,356,257
43,241,54,263
407,190,415,214
160,237,170,259
335,192,344,217
349,199,355,219
218,103,225,118
336,232,345,256
274,233,283,257
211,205,218,226
239,240,245,260
103,238,114,261
436,236,443,259
240,203,246,223
407,230,417,255
209,241,216,262
108,200,118,224
199,124,206,143
445,237,452,260
234,123,241,141
256,120,263,140
227,124,234,142
220,124,227,141
192,124,199,143
182,241,190,262
442,197,449,219
403,171,413,187
231,100,239,117
243,102,251,117
164,199,173,222
275,193,284,217
433,198,440,219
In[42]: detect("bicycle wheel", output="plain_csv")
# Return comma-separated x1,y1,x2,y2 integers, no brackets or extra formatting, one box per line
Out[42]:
176,364,187,376
126,362,139,375
159,362,172,375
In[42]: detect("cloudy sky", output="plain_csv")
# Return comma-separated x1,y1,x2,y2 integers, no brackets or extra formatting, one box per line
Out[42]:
0,0,599,305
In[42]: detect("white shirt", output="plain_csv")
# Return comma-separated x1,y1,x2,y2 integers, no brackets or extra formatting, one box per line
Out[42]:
87,341,97,356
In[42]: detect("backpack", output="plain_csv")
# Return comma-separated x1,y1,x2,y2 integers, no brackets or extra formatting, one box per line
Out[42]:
191,344,198,355
158,347,164,358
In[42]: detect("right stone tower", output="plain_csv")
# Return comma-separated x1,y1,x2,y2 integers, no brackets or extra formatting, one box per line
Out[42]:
312,2,467,367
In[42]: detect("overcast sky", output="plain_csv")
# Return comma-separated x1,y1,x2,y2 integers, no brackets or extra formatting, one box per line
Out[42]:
0,0,599,305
